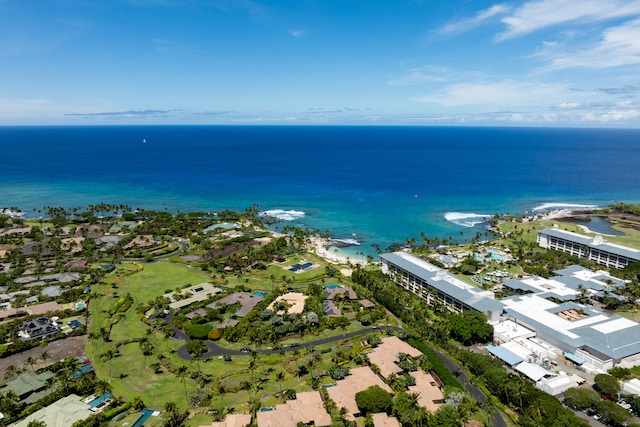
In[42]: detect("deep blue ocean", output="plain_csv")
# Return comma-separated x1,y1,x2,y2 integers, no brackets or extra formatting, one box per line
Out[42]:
1,126,639,255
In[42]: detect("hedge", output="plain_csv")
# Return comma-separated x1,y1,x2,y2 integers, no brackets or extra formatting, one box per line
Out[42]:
186,323,213,339
407,336,462,389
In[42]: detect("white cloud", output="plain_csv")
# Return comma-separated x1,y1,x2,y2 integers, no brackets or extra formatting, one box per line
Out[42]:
388,66,450,86
555,101,582,110
436,4,510,35
411,80,568,107
538,19,640,69
582,110,640,122
498,0,640,40
289,30,306,37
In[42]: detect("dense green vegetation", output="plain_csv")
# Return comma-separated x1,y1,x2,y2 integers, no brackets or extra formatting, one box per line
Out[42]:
3,202,640,426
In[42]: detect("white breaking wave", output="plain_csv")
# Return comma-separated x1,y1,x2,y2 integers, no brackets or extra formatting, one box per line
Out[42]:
0,208,25,218
261,209,306,221
328,238,361,246
444,212,492,228
531,203,598,212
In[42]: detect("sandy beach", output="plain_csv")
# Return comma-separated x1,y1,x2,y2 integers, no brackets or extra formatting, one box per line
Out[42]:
308,237,369,270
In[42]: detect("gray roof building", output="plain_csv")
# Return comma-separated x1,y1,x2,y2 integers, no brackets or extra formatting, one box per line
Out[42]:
380,252,504,323
538,228,640,269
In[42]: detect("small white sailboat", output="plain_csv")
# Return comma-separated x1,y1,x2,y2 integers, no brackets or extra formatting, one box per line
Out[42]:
142,138,147,144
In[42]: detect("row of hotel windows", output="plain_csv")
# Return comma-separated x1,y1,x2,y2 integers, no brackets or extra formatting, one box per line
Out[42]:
547,237,634,269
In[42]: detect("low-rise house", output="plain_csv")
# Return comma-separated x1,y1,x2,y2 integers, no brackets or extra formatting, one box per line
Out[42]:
18,316,61,340
0,301,62,321
210,292,264,317
13,393,94,427
408,370,445,412
257,391,331,427
267,292,308,315
21,242,52,259
323,286,357,300
74,224,106,238
65,260,88,270
124,235,158,250
322,300,342,317
371,412,401,427
167,283,222,310
359,299,375,309
109,221,138,234
326,366,393,421
202,413,251,427
96,235,123,251
3,371,54,402
367,336,422,379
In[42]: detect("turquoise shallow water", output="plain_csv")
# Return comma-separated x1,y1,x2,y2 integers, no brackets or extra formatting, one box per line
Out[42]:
1,125,639,253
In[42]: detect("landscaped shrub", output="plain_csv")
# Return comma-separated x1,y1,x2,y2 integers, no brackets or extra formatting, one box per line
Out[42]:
186,323,213,339
208,328,222,340
355,385,393,415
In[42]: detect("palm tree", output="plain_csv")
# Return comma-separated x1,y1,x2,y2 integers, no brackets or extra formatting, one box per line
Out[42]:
216,380,227,408
139,339,154,372
103,349,115,383
4,365,19,381
275,371,285,395
95,379,112,397
240,380,252,403
87,332,99,361
40,351,50,367
25,356,36,372
132,396,146,410
186,339,208,375
176,365,189,407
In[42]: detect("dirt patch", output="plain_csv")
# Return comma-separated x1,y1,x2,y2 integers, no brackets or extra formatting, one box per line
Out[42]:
0,335,87,379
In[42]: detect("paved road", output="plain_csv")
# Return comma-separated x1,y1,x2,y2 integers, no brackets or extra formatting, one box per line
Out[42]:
426,344,508,427
174,323,404,360
170,317,507,426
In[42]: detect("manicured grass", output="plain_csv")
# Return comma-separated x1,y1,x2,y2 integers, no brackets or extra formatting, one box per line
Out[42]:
87,255,395,412
497,216,640,249
188,413,214,426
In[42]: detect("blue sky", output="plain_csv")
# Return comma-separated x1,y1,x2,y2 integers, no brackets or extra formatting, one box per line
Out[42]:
2,0,640,126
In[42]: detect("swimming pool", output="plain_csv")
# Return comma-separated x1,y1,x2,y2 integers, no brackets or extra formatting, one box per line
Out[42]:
133,408,155,427
252,292,265,298
324,284,341,289
88,393,112,408
474,250,508,262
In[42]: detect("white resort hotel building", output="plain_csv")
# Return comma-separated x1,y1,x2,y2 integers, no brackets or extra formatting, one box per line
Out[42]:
380,251,640,376
379,251,504,323
537,228,640,269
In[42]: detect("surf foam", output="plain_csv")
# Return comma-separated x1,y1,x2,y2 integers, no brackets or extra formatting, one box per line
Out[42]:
260,209,306,221
531,203,598,212
444,212,492,228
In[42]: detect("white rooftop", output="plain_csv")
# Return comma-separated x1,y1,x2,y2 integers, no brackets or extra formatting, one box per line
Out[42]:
590,317,637,334
493,320,535,342
518,276,577,297
501,294,609,340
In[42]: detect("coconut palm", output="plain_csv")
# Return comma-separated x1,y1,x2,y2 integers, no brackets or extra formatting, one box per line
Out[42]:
176,365,189,407
40,351,50,367
3,365,20,381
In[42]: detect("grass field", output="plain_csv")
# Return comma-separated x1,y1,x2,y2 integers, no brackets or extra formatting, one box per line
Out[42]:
87,257,388,414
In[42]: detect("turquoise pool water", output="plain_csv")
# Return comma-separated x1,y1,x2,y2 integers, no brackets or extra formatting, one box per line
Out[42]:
133,409,154,427
252,292,265,298
88,393,111,408
324,284,341,289
474,250,508,262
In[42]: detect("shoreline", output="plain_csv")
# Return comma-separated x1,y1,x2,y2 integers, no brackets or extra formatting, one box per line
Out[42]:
308,237,369,269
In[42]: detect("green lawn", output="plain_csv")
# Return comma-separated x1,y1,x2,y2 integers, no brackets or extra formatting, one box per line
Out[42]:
87,256,389,413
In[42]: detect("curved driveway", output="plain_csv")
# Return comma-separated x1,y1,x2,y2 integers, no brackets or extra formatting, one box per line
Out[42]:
174,323,403,360
169,317,506,426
